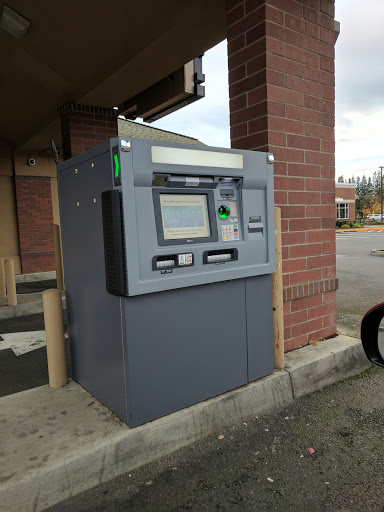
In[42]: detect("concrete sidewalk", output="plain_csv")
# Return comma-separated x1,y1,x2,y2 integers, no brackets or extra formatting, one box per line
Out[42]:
0,334,371,512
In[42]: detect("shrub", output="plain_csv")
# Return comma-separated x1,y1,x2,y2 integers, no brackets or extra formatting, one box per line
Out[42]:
340,224,350,229
353,223,362,228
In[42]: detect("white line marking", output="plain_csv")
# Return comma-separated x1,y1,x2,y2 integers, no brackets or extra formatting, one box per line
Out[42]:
0,331,68,356
0,331,46,356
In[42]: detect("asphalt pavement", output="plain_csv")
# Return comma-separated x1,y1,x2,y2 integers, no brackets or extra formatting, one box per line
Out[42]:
0,313,69,397
46,365,384,512
336,230,384,338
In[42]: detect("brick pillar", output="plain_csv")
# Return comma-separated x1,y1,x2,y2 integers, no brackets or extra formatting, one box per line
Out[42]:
15,176,55,274
227,0,337,351
59,103,119,160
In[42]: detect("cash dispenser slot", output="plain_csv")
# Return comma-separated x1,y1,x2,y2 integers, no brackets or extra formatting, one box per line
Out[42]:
203,248,238,264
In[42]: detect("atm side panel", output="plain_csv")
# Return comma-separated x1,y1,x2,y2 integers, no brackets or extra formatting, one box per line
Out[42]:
57,149,129,422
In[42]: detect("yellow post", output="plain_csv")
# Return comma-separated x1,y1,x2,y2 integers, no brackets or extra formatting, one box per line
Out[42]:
0,257,6,299
272,207,284,369
43,289,67,388
53,224,65,291
5,259,17,306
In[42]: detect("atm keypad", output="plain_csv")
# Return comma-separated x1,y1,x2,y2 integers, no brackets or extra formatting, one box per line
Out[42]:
222,224,239,241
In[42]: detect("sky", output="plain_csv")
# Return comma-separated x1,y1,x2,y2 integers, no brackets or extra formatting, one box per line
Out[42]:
135,1,384,181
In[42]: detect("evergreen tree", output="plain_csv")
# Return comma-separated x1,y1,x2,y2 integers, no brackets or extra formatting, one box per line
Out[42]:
337,175,344,183
355,175,363,210
367,176,374,196
373,171,381,196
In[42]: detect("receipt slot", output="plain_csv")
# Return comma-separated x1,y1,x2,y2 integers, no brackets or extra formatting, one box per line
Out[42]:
57,138,275,427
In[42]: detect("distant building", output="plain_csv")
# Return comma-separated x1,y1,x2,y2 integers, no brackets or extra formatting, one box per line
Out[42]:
335,183,356,222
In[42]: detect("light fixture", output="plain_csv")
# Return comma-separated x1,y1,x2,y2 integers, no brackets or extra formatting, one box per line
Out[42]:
0,4,30,39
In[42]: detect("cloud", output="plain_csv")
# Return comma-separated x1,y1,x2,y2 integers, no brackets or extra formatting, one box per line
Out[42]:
335,0,384,177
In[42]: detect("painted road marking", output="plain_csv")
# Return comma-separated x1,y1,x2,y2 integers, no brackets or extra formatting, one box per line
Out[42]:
0,331,46,356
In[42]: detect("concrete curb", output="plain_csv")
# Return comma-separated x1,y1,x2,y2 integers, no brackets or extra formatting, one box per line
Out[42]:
0,335,371,512
0,295,66,320
336,227,384,233
15,271,56,283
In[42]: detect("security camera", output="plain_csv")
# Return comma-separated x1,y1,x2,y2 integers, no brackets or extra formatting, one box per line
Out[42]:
27,158,36,166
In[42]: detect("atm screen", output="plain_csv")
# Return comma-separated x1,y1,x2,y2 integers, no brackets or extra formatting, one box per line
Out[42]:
160,194,211,240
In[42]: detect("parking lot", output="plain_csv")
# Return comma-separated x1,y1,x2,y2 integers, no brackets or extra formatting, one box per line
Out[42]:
336,230,384,338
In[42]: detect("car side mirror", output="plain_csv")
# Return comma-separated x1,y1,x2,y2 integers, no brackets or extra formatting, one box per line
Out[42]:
361,303,384,368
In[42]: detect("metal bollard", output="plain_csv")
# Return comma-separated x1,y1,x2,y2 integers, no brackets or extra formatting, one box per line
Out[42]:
5,259,17,306
43,289,67,388
0,257,6,299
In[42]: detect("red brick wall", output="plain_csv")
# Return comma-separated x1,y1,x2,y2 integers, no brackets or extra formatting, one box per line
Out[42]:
227,0,337,350
59,103,118,160
15,176,55,274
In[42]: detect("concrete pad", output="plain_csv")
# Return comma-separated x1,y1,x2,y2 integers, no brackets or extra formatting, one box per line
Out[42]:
0,371,292,512
285,335,372,399
0,306,15,320
0,334,373,511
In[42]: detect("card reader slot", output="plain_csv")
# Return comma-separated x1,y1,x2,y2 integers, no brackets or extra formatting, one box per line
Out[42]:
203,248,238,264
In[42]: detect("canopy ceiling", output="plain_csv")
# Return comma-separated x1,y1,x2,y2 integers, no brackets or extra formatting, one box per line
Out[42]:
0,0,226,150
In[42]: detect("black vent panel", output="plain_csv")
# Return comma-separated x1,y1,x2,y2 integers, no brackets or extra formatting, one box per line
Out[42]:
101,190,126,296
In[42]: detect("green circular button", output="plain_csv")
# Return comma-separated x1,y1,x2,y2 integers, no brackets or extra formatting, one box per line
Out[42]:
218,204,230,220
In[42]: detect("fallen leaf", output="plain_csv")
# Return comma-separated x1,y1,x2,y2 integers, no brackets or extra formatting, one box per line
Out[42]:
307,448,315,455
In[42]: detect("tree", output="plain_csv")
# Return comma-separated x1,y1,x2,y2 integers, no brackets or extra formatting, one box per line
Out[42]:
373,171,381,196
337,175,345,183
366,177,374,196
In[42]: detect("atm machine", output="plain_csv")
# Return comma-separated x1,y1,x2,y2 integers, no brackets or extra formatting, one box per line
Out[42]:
57,138,275,427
